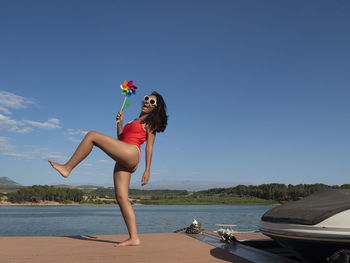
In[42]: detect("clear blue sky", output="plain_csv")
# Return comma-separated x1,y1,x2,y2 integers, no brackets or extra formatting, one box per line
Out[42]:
1,0,349,189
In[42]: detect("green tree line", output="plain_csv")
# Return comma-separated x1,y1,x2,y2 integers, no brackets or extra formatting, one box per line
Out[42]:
5,183,350,204
89,184,350,202
7,185,83,203
196,183,350,201
90,187,188,198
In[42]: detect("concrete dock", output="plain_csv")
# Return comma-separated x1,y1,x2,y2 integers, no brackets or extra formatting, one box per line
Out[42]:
0,233,252,263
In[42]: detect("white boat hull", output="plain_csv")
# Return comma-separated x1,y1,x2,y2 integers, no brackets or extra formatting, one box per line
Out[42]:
259,209,350,262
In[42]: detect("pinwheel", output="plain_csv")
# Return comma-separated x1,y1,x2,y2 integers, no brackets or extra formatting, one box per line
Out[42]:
120,80,137,111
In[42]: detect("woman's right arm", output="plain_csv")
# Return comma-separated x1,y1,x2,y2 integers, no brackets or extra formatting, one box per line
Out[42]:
116,110,123,140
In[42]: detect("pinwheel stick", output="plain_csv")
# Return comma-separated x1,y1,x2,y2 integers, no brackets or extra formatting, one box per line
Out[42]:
120,96,127,112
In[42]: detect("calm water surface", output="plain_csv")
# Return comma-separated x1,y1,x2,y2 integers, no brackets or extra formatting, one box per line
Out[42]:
0,205,274,236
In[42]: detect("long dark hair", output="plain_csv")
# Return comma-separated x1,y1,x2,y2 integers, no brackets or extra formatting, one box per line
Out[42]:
143,91,168,133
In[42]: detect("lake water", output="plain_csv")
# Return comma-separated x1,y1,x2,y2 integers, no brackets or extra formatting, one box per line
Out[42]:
0,205,274,237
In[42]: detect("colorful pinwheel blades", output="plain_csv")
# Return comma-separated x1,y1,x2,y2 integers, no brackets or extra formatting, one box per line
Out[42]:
120,80,137,97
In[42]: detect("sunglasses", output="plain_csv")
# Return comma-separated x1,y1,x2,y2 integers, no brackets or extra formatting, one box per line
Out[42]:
144,96,157,106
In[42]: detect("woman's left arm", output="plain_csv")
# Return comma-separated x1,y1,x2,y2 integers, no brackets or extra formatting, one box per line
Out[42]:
141,129,155,186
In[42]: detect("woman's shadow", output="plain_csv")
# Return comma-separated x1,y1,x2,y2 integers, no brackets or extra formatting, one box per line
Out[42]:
66,235,120,245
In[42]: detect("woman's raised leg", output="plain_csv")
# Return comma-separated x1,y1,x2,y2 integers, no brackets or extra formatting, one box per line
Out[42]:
48,131,139,178
113,163,141,247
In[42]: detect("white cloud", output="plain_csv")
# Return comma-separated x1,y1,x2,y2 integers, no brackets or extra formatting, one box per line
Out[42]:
0,106,11,115
0,92,60,133
9,126,33,134
97,159,111,164
64,128,88,142
0,138,66,162
23,118,60,130
0,136,15,153
0,91,35,114
42,152,67,163
0,114,17,129
0,114,60,133
0,137,26,157
0,114,32,133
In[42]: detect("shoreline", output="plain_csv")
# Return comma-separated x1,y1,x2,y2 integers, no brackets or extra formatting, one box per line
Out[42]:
0,201,277,206
0,195,279,206
0,201,81,206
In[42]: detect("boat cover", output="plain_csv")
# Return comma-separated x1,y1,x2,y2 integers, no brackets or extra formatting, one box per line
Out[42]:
261,189,350,225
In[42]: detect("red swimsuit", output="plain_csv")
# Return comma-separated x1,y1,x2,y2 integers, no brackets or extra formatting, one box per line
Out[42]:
121,120,147,151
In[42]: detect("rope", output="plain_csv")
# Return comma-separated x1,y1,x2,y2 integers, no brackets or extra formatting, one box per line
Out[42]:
173,220,205,234
173,227,187,233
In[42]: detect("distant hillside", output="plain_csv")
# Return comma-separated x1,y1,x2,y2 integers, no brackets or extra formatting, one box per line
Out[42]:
0,177,21,186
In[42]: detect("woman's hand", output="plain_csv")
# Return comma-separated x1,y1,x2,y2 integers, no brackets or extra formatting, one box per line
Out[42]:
116,110,123,125
116,110,124,139
141,170,150,186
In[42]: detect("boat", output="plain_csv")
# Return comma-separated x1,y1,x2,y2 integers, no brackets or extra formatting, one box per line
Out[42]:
259,189,350,263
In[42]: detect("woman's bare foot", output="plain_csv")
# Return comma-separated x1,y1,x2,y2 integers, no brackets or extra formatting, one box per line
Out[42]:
114,238,141,247
48,160,70,178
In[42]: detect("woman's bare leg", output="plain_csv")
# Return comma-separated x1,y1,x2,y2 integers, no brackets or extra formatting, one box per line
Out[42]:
113,164,141,247
48,131,139,178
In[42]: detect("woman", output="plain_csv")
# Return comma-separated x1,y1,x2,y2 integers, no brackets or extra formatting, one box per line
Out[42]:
48,91,168,247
